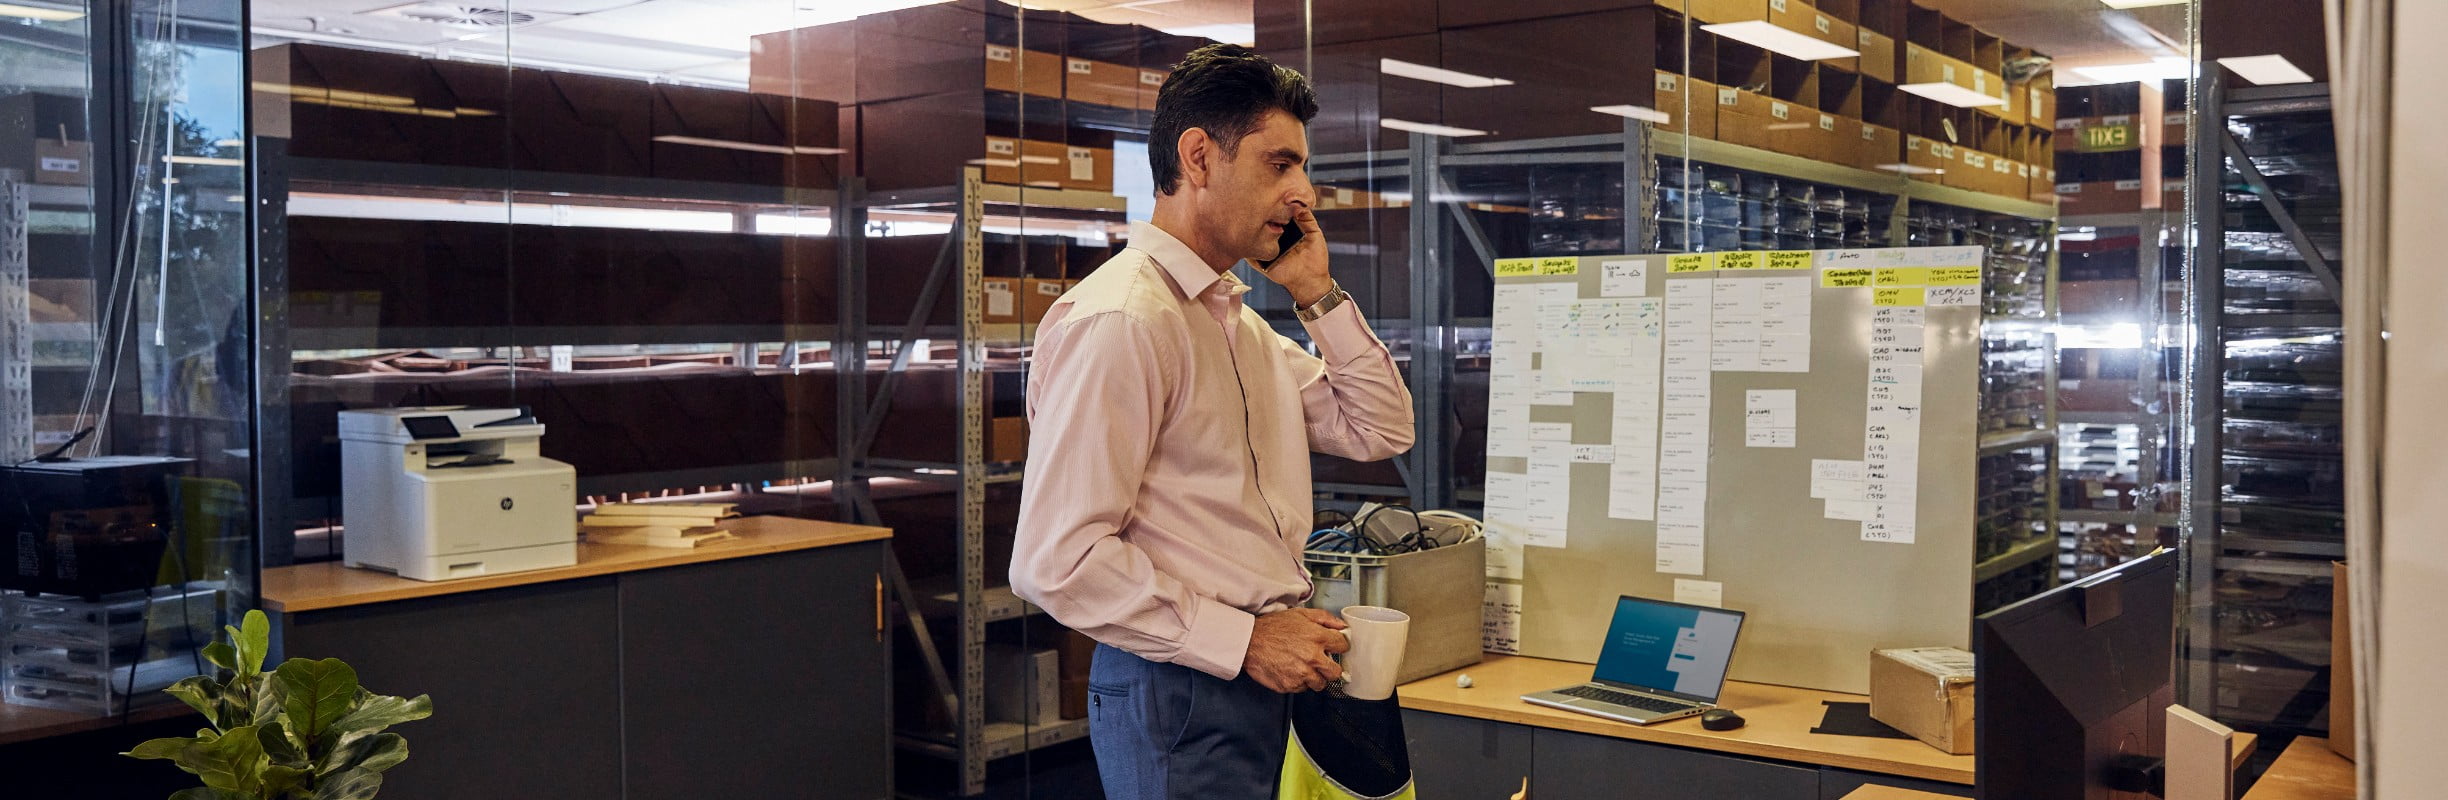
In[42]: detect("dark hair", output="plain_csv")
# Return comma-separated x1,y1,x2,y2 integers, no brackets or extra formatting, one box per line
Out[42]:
1149,44,1319,195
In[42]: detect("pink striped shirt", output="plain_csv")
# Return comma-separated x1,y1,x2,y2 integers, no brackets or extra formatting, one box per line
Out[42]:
1010,221,1415,679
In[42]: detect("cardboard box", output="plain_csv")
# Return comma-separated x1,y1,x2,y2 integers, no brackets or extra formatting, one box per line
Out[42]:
1903,135,1946,182
2057,179,2144,215
1857,122,1900,172
984,646,1061,725
1857,29,1899,82
1870,647,1976,755
1063,144,1115,193
984,45,1065,99
1905,44,1961,87
1654,71,1723,139
982,136,1024,185
1136,68,1167,111
1021,277,1066,324
982,277,1020,324
2331,561,2355,761
1688,0,1769,24
989,416,1029,462
1020,139,1071,189
1064,57,1139,108
1717,87,1776,151
32,138,89,185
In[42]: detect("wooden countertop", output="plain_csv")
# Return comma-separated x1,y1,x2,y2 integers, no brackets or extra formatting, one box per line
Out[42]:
1398,655,1976,785
2243,737,2355,800
0,702,194,747
261,516,891,613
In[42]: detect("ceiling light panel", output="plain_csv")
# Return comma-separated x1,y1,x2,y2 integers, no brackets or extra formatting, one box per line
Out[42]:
1379,118,1489,138
1701,21,1860,62
2218,55,2314,85
1898,82,2005,108
1379,58,1514,88
1590,105,1671,124
2099,0,2187,8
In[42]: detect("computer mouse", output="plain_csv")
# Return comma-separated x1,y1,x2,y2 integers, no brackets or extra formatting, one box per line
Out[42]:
1700,709,1746,731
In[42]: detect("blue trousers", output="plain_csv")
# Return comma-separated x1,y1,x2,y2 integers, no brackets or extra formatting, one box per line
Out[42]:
1087,643,1289,799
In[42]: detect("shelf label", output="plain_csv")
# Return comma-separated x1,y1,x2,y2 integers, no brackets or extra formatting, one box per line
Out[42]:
1719,87,1740,106
1141,70,1165,86
1668,254,1715,273
1818,114,1836,131
1658,73,1679,92
1771,102,1791,121
1495,258,1539,277
987,45,1013,62
1537,256,1581,276
1068,58,1095,74
1821,268,1874,288
1873,287,1926,306
1817,14,1832,33
1766,251,1813,271
1069,147,1095,182
1717,251,1763,271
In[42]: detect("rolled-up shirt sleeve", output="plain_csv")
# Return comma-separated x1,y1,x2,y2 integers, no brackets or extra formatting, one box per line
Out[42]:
1284,302,1416,461
1009,310,1255,679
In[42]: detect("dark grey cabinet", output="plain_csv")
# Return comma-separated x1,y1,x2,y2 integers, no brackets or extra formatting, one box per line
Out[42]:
1398,710,1968,800
1404,709,1535,798
275,542,889,800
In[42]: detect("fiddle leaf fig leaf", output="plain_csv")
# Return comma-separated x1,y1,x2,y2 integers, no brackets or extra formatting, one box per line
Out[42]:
161,676,222,727
327,693,431,737
311,767,385,800
234,610,272,677
201,640,237,674
123,737,190,762
276,658,360,741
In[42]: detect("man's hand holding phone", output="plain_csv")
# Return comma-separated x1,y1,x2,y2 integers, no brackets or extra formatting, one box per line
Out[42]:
1259,207,1335,307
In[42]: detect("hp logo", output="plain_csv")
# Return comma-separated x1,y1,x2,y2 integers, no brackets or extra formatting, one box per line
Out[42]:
500,498,515,511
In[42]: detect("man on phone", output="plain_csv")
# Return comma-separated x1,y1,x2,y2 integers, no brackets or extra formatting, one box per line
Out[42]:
1009,44,1416,798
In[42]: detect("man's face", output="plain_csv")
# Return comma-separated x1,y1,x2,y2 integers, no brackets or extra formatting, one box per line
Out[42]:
1200,109,1316,265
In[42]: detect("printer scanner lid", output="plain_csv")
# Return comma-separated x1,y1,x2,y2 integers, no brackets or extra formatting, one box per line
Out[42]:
338,406,545,444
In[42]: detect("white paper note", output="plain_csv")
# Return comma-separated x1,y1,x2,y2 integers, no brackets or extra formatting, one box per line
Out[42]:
1483,521,1526,580
1674,579,1725,608
1571,444,1615,463
1482,581,1523,654
1530,421,1575,442
1744,389,1797,449
1825,499,1874,521
1656,537,1705,575
1810,459,1867,499
1600,257,1651,297
1483,472,1528,511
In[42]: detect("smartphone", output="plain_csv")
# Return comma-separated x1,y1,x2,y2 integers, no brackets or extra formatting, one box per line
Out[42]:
1256,223,1304,270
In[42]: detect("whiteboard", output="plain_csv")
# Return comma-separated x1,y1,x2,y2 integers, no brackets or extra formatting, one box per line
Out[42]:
1479,247,1986,694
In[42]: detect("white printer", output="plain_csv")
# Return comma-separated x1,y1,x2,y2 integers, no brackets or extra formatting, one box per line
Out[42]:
339,406,577,581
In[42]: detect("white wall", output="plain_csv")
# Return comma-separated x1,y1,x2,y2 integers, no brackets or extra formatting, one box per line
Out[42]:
2376,1,2448,793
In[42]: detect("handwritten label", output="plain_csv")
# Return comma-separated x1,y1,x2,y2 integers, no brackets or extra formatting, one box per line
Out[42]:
1873,287,1926,306
1925,267,1982,286
1766,251,1813,271
1668,254,1715,273
1495,258,1539,277
1873,267,1928,286
1821,268,1874,288
1537,256,1580,276
1716,252,1762,271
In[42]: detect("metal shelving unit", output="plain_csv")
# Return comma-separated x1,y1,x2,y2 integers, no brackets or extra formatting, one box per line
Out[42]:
2186,79,2344,737
838,169,1129,797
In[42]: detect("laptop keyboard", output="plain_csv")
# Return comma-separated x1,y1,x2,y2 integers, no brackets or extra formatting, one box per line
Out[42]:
1558,684,1695,713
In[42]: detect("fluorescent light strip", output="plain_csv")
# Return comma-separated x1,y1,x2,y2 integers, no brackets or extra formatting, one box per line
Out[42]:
2068,57,2191,85
1379,58,1514,88
0,3,83,21
2099,0,2186,8
2218,54,2314,86
1590,105,1671,124
1898,82,2004,108
1379,118,1489,138
163,155,244,167
650,135,846,156
1700,21,1860,62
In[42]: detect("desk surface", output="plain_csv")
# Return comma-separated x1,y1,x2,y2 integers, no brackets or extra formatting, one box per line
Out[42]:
1397,655,1976,785
2243,737,2355,800
262,516,891,613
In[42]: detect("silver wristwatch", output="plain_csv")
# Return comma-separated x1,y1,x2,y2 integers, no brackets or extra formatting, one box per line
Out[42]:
1295,281,1351,322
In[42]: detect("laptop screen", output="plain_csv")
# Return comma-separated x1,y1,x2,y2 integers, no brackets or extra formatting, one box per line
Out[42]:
1589,595,1746,703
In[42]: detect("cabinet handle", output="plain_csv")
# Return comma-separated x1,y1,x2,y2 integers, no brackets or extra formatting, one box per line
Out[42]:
874,573,884,641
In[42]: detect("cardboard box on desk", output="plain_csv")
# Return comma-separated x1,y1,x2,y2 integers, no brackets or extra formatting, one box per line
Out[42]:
2331,561,2356,761
1870,647,1976,755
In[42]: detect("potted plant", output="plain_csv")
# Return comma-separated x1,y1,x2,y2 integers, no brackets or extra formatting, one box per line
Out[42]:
123,610,432,800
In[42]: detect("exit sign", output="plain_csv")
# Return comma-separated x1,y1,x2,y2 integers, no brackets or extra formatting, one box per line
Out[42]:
2077,121,2138,152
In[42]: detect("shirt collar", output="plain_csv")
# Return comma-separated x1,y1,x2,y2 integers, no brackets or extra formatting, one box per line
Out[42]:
1129,221,1247,300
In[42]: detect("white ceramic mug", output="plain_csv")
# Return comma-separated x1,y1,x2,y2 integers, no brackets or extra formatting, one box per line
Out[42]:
1333,605,1411,701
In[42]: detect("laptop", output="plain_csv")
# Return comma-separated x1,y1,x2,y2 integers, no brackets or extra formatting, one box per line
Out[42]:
1520,595,1747,725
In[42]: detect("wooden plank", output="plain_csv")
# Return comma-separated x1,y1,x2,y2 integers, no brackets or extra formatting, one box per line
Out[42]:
2242,737,2356,800
1397,655,1975,785
1841,786,1959,800
261,516,891,612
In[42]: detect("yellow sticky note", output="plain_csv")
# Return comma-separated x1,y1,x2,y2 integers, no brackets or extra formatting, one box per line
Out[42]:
1537,256,1581,276
1668,254,1715,273
1495,258,1538,277
1821,268,1874,288
1717,252,1762,270
1873,287,1926,306
1926,266,1983,286
1766,251,1814,271
1873,267,1929,286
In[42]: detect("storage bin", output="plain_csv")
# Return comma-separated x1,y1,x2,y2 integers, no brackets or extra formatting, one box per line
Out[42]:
1303,537,1485,686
